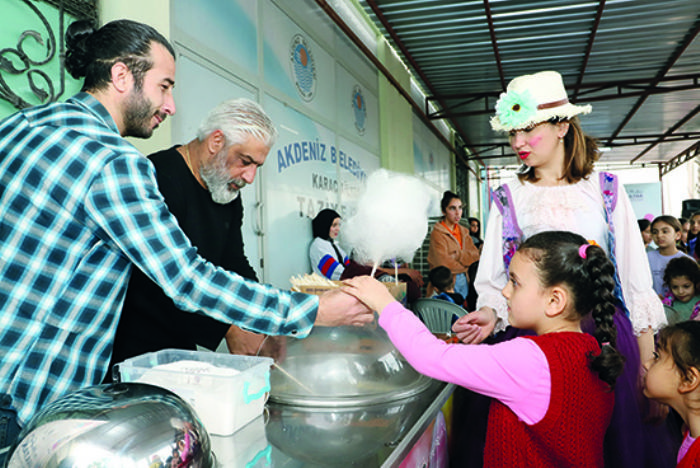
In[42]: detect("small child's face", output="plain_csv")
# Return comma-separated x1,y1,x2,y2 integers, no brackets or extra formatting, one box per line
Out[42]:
640,225,652,246
651,221,680,249
501,251,549,332
691,216,700,236
681,222,690,243
669,276,696,303
642,347,680,405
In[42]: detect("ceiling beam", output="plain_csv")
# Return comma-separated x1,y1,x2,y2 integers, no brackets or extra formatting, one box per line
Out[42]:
572,0,605,100
608,17,700,148
631,103,700,163
483,0,505,91
432,73,700,101
364,0,478,170
660,141,700,176
466,131,700,157
427,73,700,120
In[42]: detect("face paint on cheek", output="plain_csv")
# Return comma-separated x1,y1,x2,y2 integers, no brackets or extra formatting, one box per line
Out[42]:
529,135,542,147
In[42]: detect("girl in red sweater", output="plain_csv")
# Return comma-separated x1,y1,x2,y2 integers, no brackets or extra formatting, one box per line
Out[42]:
644,322,700,467
343,231,625,467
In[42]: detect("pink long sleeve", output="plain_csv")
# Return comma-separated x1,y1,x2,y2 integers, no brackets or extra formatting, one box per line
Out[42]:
379,301,551,425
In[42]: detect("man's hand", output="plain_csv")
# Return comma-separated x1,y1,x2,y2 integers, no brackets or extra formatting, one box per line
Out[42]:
452,307,497,344
314,288,374,327
341,275,396,314
224,325,266,355
224,326,285,361
398,268,425,288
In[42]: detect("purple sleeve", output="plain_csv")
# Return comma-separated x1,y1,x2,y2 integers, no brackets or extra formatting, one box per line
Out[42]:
379,301,551,424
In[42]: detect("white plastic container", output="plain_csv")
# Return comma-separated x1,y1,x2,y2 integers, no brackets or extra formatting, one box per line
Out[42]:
209,415,270,467
115,349,273,436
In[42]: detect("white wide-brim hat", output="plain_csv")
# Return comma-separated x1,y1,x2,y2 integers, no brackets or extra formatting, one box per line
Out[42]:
490,70,592,132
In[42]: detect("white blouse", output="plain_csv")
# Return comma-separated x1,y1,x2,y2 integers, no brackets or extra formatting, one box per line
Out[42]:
475,171,666,335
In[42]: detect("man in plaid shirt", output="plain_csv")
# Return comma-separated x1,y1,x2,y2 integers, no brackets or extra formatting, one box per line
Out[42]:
0,19,372,456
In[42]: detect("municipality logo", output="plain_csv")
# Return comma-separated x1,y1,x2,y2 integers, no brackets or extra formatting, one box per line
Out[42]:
352,85,366,135
290,34,316,102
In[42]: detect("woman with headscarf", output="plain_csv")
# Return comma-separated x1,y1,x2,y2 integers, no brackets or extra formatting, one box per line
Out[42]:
309,209,348,280
309,209,424,303
468,217,484,251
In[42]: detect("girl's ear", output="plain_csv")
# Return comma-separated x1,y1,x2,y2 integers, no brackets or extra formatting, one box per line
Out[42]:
679,367,700,394
544,286,568,318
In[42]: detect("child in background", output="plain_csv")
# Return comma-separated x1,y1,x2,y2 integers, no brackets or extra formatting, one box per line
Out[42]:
662,257,700,325
643,321,700,467
343,231,624,467
688,213,700,259
679,218,690,254
649,215,693,296
429,266,465,306
639,218,654,252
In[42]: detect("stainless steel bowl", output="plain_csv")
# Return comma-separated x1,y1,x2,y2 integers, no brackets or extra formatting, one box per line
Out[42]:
7,383,213,467
266,392,428,466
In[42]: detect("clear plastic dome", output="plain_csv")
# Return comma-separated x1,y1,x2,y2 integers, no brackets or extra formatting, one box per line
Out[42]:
269,324,431,407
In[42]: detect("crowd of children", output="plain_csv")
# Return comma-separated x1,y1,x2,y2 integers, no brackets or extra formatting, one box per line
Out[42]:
647,215,694,296
641,213,700,328
638,213,700,466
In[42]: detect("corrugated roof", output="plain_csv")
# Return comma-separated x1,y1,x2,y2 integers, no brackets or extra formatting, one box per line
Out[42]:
358,0,700,173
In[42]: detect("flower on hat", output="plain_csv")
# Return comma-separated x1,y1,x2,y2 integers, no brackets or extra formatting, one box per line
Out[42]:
494,89,538,130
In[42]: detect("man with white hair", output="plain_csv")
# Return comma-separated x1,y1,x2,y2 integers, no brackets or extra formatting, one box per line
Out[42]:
108,99,278,374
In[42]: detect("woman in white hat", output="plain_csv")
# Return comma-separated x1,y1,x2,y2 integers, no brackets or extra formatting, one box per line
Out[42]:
452,71,675,468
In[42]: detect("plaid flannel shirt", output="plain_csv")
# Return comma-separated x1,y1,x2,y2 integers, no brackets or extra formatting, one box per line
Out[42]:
0,93,318,425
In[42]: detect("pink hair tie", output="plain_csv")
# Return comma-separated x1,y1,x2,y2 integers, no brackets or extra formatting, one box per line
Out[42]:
578,244,591,259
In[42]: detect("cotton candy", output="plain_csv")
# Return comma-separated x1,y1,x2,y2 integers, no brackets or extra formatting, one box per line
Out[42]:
342,169,431,269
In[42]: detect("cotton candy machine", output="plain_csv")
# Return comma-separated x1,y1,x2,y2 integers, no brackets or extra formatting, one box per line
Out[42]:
266,325,436,466
6,383,213,467
269,325,432,406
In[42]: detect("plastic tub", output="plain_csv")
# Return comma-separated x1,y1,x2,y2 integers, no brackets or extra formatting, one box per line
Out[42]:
115,349,273,436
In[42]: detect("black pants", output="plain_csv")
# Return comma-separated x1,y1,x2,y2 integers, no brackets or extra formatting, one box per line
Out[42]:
0,395,21,467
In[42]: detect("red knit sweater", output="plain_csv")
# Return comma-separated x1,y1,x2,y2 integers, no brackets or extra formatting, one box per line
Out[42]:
483,332,614,467
678,434,700,468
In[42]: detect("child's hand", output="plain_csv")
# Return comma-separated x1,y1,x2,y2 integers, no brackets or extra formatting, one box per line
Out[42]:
341,276,396,314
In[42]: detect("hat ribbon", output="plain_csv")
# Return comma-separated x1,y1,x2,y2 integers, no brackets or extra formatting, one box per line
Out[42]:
537,98,569,110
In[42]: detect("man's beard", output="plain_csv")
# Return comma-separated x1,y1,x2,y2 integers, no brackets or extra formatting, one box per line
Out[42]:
122,87,165,139
200,151,246,204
